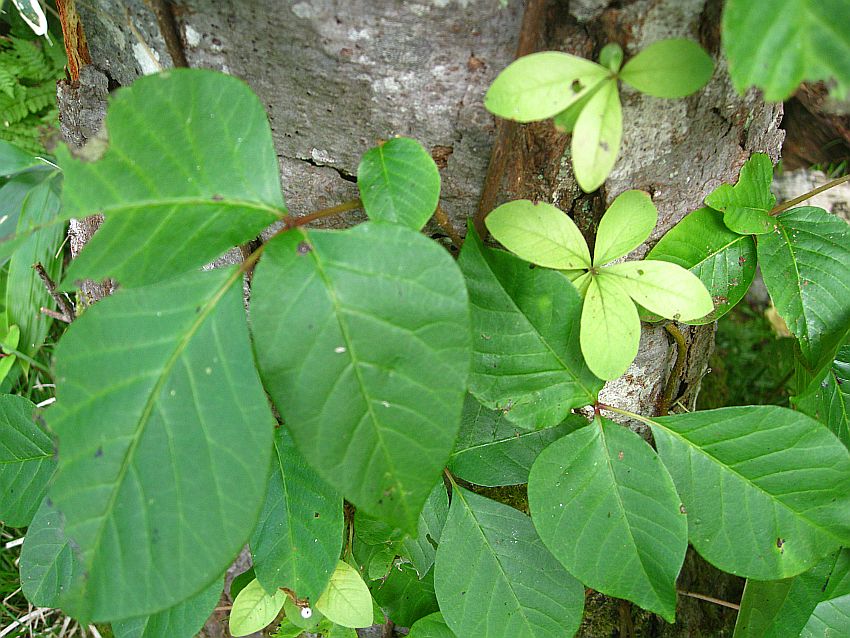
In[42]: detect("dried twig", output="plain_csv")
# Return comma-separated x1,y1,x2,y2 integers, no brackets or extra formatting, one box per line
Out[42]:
34,262,75,322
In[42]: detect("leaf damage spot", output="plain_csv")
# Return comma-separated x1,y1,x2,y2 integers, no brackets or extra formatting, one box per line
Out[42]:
297,241,312,255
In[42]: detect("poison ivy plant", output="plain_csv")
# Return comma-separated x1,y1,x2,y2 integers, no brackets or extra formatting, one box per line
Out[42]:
486,191,713,379
485,39,713,191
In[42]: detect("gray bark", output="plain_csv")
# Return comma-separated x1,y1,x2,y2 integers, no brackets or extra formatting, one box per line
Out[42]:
57,0,784,636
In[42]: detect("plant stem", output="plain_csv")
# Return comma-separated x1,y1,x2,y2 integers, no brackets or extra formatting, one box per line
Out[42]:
677,589,740,611
770,172,850,216
433,204,464,249
34,262,76,322
597,403,657,429
285,198,363,229
660,323,688,416
1,346,50,375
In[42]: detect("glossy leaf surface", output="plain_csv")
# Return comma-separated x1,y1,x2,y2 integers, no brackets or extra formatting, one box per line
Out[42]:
0,394,53,526
357,137,440,231
757,206,850,370
57,69,284,287
704,153,776,235
434,488,584,638
572,79,621,192
620,38,714,98
651,406,850,579
251,427,344,602
252,223,469,532
48,267,275,621
528,417,686,620
459,228,601,428
646,207,756,323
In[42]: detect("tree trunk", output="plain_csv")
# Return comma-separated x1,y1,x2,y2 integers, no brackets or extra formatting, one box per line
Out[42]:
55,0,784,635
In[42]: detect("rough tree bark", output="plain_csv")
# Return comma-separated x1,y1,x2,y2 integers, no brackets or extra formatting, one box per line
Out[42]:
55,0,784,636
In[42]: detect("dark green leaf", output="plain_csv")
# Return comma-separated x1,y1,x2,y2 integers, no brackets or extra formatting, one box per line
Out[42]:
646,207,756,323
0,168,59,262
48,267,275,621
402,482,449,578
357,137,440,231
372,564,438,627
230,569,255,601
0,394,53,526
794,340,850,448
252,223,470,532
434,488,584,638
0,140,42,176
619,39,714,98
705,154,776,235
57,69,284,288
408,612,457,638
801,594,850,636
651,406,850,579
449,395,586,487
757,206,850,369
112,579,222,638
528,417,686,621
251,427,344,602
459,228,601,428
722,0,850,101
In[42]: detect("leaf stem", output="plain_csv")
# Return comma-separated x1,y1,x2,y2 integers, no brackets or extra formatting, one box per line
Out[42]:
284,198,363,229
677,589,740,611
1,346,51,375
34,262,76,323
660,323,687,416
770,172,850,216
597,403,657,429
433,204,464,249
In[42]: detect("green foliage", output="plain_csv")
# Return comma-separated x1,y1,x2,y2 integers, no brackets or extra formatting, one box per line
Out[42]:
408,612,456,638
619,39,714,98
112,579,222,638
705,153,777,235
229,578,287,637
722,0,850,101
314,561,373,629
794,338,850,447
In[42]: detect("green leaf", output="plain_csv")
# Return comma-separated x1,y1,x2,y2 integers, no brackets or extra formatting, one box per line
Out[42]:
57,69,284,288
357,137,440,231
572,78,621,192
528,417,686,621
434,488,584,638
599,43,624,73
646,207,756,324
449,395,586,486
112,579,222,638
593,189,657,266
794,340,850,448
402,482,449,578
733,550,847,638
602,260,714,321
251,427,344,602
0,139,41,176
0,168,59,263
704,154,776,235
801,594,850,636
408,612,457,638
0,325,19,385
229,578,287,637
284,596,324,630
0,394,53,527
315,561,374,629
651,406,850,579
552,82,603,133
620,39,714,98
327,623,358,638
722,0,850,101
252,223,469,532
48,267,275,621
230,569,255,601
20,497,81,607
757,206,850,369
458,228,602,428
6,171,63,357
485,200,591,269
485,51,610,122
581,275,640,380
273,618,307,638
372,563,438,627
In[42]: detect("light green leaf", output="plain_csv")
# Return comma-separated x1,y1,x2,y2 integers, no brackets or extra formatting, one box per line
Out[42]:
48,267,275,621
434,488,584,638
572,78,621,192
794,340,850,448
229,578,287,637
252,223,469,532
57,69,284,288
602,260,714,322
371,563,438,627
552,82,602,133
273,618,307,638
757,206,850,369
20,497,81,607
646,207,756,324
449,394,586,487
458,227,602,428
0,325,19,386
284,596,324,630
251,427,344,602
528,417,686,621
6,171,63,358
485,51,610,122
704,154,776,235
651,406,850,579
570,270,592,297
112,579,222,638
315,561,374,629
0,394,53,527
357,137,440,231
485,199,591,269
581,275,640,380
408,612,457,638
722,0,850,101
620,38,714,98
599,43,624,73
593,189,657,265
